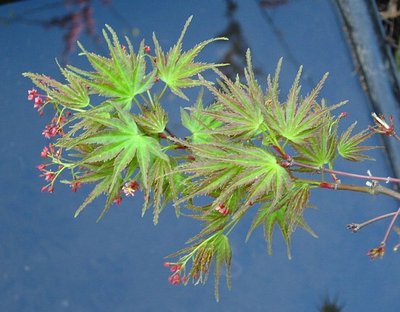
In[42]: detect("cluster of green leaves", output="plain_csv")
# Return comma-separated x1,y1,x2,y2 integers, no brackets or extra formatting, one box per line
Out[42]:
24,17,374,299
24,16,225,224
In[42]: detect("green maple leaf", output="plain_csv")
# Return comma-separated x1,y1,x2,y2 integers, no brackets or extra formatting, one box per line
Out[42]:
176,141,291,213
59,105,168,220
294,112,339,168
23,64,90,111
71,162,120,220
265,60,341,145
337,122,375,161
68,25,156,109
133,99,168,135
198,50,267,140
180,89,223,144
152,16,227,100
169,232,231,302
247,183,316,258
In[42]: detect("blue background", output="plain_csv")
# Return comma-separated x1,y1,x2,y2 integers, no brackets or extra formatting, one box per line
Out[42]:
1,0,399,311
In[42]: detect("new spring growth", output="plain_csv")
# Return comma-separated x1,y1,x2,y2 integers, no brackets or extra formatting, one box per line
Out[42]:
370,112,395,136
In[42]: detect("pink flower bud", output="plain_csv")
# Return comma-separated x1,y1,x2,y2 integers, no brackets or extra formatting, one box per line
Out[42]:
33,97,43,109
27,89,38,100
40,146,49,158
37,163,46,171
144,45,151,53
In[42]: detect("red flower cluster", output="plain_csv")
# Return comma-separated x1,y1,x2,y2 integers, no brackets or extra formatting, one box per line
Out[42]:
122,180,139,197
37,164,56,193
42,113,69,139
40,143,58,158
164,262,186,285
70,181,81,192
36,142,65,193
42,124,62,139
215,203,229,216
111,192,123,205
27,88,48,115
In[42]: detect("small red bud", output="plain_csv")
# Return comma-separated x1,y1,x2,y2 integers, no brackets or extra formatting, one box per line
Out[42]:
37,163,46,171
144,45,151,53
280,160,291,168
319,182,335,189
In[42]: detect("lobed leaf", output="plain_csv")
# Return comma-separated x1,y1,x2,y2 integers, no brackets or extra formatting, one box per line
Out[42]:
247,183,315,259
152,16,227,100
180,89,223,144
265,66,334,145
23,68,90,111
198,51,267,140
337,122,376,161
68,25,156,109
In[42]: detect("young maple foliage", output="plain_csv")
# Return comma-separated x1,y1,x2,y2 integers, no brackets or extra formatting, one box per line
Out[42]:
24,16,396,301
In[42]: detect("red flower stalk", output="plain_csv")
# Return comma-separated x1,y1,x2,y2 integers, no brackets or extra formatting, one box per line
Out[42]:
42,171,55,182
271,145,291,160
41,185,54,193
170,264,182,272
164,262,182,272
37,163,46,171
52,114,68,126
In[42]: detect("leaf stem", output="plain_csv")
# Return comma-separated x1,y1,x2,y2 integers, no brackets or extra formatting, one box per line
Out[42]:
382,206,400,245
348,212,398,232
158,84,169,100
